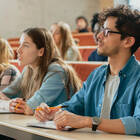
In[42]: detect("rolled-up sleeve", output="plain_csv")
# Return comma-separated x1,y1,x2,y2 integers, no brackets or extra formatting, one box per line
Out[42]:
120,117,136,135
120,83,140,136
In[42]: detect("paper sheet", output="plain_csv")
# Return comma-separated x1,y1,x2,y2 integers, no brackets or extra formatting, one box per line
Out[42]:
0,100,11,113
27,121,73,131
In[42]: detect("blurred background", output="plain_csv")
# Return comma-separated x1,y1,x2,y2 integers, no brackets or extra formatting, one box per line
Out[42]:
0,0,139,38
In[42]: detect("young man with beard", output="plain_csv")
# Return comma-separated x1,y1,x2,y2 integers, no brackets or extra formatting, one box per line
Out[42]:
35,5,140,135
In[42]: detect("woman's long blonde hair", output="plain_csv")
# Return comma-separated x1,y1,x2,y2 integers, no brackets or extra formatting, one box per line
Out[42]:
55,22,81,61
0,38,14,72
20,28,81,100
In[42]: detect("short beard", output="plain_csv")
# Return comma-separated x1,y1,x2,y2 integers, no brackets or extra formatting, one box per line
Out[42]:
97,49,107,56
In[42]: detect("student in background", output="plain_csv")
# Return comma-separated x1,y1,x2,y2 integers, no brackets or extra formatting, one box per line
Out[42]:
50,22,82,61
0,27,81,115
0,38,20,91
88,13,107,61
35,6,140,135
75,16,91,33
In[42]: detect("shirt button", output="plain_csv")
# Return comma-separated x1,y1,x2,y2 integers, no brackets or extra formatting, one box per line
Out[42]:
99,104,102,107
123,74,126,77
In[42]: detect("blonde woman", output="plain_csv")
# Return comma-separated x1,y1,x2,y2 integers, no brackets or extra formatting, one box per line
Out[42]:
50,22,82,61
0,38,20,91
0,27,81,115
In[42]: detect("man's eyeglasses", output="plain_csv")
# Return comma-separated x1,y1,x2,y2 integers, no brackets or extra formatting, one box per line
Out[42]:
101,28,122,37
101,28,135,38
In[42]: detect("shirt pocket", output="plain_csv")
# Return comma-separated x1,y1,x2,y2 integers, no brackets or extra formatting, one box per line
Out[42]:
115,103,133,117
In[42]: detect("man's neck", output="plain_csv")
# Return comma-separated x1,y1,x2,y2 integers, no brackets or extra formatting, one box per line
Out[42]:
108,52,131,76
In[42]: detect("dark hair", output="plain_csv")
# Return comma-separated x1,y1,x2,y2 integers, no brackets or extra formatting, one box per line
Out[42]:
91,13,99,32
99,5,140,54
76,16,88,28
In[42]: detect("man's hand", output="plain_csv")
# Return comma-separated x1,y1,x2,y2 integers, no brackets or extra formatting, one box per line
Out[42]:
35,103,59,122
54,110,92,130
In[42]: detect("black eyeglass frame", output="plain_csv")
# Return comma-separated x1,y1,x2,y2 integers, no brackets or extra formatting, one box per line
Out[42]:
101,28,135,38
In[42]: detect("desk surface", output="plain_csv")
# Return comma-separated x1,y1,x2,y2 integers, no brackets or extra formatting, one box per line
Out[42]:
0,114,139,140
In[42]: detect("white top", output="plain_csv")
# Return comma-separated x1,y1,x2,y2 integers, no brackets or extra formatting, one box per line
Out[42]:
100,74,120,119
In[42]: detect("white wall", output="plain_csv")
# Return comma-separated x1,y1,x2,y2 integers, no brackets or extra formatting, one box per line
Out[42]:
0,0,100,39
114,0,128,7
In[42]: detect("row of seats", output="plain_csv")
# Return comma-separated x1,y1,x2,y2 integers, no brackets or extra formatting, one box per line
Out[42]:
8,43,140,62
8,33,96,47
73,32,96,46
67,61,107,81
8,32,140,82
78,46,96,61
10,60,107,82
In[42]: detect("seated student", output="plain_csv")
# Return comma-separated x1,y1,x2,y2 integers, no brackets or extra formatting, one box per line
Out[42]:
0,27,81,115
0,38,20,91
0,38,20,140
74,16,91,33
35,6,140,135
50,22,82,61
88,13,107,61
88,49,108,61
91,13,100,33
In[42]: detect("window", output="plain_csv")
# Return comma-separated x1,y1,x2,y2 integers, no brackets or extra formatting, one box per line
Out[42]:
129,0,140,10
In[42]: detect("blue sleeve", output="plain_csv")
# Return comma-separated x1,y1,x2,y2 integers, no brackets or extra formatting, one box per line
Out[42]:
26,70,67,109
2,73,22,98
120,81,140,136
62,71,94,116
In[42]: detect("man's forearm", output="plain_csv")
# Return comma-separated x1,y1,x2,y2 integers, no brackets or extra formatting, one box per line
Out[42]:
97,118,125,134
86,117,125,134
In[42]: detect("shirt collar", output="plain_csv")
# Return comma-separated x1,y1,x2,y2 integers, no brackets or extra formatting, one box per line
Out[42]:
103,55,137,84
119,55,137,77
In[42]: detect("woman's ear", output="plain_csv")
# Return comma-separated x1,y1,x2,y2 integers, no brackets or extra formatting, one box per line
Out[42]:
124,36,135,49
38,48,44,56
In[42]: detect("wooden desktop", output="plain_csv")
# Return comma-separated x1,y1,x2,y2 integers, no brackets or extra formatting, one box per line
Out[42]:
0,114,139,140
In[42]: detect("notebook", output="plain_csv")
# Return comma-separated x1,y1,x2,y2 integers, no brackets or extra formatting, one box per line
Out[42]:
0,100,11,113
27,121,75,131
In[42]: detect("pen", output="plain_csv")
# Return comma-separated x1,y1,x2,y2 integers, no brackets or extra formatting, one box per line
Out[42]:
36,105,68,111
15,98,25,110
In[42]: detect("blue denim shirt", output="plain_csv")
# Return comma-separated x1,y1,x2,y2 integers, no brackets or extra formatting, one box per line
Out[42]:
63,55,140,135
2,63,73,109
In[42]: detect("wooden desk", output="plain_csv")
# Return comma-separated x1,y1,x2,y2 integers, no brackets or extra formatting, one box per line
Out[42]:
0,114,139,140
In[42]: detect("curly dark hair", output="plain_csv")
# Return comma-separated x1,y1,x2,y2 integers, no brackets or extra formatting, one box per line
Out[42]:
91,13,99,32
99,5,140,54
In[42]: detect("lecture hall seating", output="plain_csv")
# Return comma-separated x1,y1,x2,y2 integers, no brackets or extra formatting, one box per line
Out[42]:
73,32,96,46
10,60,106,82
67,61,107,82
78,46,97,61
8,38,20,59
10,60,24,72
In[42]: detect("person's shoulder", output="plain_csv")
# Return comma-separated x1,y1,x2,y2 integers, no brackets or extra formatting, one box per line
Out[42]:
85,64,107,85
131,58,140,72
48,63,64,72
43,63,65,81
87,64,108,77
4,65,20,75
94,64,108,72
